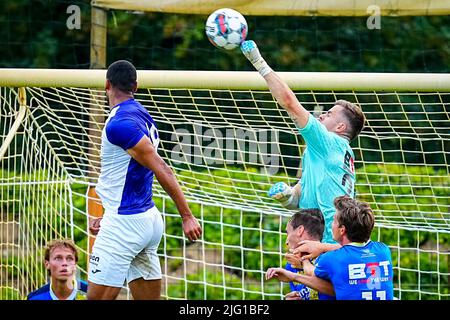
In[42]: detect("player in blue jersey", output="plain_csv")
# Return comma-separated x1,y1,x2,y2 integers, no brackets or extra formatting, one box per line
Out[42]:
240,41,365,244
267,196,394,300
87,60,202,300
282,209,334,300
27,239,87,300
313,196,394,300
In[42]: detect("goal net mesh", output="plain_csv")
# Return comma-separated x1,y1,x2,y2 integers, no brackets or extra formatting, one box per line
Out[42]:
0,73,449,300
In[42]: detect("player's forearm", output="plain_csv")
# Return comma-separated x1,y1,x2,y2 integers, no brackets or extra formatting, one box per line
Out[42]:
263,72,309,128
319,243,342,253
241,41,309,128
264,73,300,112
292,183,301,202
293,273,335,297
280,183,300,210
129,137,193,218
154,164,192,218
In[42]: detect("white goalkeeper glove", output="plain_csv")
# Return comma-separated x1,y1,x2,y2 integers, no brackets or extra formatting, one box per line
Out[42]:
241,40,273,77
268,182,299,210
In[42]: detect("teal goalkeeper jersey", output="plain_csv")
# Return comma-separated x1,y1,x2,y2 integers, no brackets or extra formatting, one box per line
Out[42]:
297,114,356,243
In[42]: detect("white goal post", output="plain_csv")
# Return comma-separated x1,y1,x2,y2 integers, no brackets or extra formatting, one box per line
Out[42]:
1,69,450,90
0,69,449,300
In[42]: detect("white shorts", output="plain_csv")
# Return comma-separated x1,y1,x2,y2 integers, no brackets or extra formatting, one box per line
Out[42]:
88,206,164,287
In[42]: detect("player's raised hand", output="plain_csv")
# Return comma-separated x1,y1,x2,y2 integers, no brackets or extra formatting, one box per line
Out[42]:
268,182,292,200
240,40,273,76
241,40,261,64
293,240,341,260
265,267,294,282
268,182,299,210
293,240,323,260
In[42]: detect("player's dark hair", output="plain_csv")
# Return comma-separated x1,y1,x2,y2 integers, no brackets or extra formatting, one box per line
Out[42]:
335,100,365,141
44,239,78,263
106,60,137,93
289,209,325,241
334,196,374,242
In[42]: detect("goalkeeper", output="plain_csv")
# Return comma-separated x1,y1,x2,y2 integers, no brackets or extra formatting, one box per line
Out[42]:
241,41,365,243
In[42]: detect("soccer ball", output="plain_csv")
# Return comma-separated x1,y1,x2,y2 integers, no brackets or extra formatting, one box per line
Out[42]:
205,8,248,50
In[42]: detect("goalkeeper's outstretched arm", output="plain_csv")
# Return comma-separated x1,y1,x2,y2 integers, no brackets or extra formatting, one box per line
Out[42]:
241,40,310,129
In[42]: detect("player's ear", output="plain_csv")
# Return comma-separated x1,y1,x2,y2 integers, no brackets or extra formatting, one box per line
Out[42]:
44,260,50,270
132,81,137,93
105,80,111,91
296,225,304,237
339,225,346,237
337,122,347,133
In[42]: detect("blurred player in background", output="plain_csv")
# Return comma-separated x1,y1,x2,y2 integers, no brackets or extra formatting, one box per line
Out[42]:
267,196,394,300
240,40,365,244
27,239,87,300
88,60,202,300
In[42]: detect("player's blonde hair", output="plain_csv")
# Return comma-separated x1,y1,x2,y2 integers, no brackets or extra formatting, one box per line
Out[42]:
44,239,78,263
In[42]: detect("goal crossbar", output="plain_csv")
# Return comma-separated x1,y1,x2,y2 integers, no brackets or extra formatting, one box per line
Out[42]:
1,69,450,91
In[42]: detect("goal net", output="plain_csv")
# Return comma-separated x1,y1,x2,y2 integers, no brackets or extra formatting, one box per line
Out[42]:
0,69,449,300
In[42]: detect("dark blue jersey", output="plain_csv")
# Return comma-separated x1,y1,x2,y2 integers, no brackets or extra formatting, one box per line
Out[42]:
285,262,317,300
96,98,160,215
285,263,335,300
27,279,88,300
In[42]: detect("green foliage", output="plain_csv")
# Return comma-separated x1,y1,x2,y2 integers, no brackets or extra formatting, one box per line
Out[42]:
357,163,449,300
0,288,22,300
167,268,282,300
1,175,89,297
358,164,449,227
2,163,449,299
0,0,91,68
373,227,450,300
1,0,449,299
1,1,449,72
159,163,449,299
